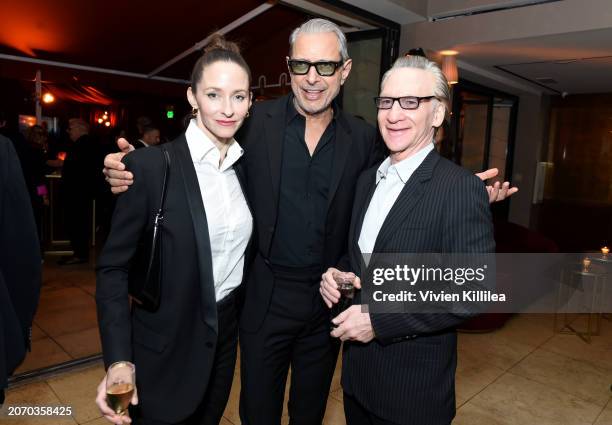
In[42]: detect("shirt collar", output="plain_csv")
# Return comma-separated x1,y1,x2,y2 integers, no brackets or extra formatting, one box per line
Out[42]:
376,142,435,184
185,119,244,172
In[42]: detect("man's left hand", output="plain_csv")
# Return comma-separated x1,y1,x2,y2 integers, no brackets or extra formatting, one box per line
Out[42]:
330,305,374,343
476,168,519,203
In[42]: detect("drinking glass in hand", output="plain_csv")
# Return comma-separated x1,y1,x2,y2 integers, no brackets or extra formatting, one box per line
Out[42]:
330,271,355,329
106,361,135,416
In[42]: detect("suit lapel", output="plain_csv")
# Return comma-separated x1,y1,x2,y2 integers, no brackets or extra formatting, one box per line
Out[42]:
373,150,439,253
353,175,377,253
233,161,255,253
234,161,253,216
173,137,218,334
264,97,288,216
326,113,353,210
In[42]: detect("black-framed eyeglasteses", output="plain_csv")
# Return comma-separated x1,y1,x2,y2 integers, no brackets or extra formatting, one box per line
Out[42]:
287,59,344,76
374,96,437,110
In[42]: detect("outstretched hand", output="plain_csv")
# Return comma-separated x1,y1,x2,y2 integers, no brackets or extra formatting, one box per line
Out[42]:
476,168,519,203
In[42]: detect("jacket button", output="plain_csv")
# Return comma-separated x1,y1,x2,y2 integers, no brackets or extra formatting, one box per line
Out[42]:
206,342,214,349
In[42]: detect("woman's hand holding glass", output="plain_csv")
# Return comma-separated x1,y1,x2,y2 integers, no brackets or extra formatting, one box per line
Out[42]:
96,361,138,425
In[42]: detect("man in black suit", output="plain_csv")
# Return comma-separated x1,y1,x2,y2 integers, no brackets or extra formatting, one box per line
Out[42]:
320,56,496,425
59,118,97,265
134,125,161,149
235,19,383,425
0,135,41,404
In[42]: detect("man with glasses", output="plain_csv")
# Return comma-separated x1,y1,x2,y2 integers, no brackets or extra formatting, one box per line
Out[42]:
236,19,383,425
102,18,514,425
320,55,495,425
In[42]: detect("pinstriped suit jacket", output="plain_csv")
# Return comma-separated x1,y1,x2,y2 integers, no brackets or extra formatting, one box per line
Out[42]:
342,149,495,425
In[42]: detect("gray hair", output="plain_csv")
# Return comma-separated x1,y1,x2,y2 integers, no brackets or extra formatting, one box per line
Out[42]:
289,18,349,62
68,117,90,132
380,55,450,115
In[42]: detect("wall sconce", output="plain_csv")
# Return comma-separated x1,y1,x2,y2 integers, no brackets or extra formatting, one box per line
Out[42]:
440,50,459,85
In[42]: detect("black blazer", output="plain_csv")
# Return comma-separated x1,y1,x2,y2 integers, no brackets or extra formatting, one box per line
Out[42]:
133,140,147,150
237,94,383,332
96,135,252,423
0,135,41,390
342,149,495,425
62,134,97,198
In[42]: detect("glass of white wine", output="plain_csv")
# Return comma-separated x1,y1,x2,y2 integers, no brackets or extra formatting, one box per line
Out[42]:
106,361,135,416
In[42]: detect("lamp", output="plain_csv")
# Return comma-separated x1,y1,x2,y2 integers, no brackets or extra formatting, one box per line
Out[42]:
440,50,459,85
42,92,55,104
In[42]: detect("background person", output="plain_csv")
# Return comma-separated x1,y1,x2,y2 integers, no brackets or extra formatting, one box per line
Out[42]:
0,134,41,405
58,118,97,265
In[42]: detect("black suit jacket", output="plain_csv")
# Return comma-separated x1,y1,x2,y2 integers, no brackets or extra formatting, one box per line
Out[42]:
62,134,97,198
342,149,495,425
0,135,41,390
237,94,382,332
96,135,252,423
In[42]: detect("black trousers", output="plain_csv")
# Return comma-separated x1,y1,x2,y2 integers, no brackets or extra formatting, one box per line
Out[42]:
239,267,340,425
344,392,452,425
134,291,239,425
344,393,401,425
65,196,91,259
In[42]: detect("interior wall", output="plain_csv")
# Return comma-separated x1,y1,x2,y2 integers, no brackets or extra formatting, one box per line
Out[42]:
508,93,549,227
545,93,612,204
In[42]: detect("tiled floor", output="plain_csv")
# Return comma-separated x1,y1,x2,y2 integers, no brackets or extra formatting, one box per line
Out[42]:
4,313,612,424
15,259,99,375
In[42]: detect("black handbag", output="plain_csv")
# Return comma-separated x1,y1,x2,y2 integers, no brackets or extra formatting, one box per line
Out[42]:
128,147,170,311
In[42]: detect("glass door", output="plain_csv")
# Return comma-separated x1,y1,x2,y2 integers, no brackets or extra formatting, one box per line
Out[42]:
448,81,518,218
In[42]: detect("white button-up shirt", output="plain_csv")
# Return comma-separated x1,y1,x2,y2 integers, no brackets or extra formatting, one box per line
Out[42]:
185,120,253,302
358,143,434,254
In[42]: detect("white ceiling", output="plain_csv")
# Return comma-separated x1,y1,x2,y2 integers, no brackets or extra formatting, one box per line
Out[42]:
339,0,612,95
452,28,612,94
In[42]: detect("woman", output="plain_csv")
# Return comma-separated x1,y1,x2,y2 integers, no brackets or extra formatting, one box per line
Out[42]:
95,35,253,425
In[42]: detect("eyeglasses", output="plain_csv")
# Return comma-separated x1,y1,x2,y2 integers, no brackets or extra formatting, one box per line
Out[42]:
374,96,437,110
287,59,343,77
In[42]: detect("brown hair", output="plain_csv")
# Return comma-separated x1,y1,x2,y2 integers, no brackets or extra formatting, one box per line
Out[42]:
190,33,252,92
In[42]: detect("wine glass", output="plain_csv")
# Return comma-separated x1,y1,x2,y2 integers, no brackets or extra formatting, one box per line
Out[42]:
330,271,356,329
106,361,135,416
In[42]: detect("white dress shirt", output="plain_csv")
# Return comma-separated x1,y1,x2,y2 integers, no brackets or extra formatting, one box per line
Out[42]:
185,120,253,302
358,143,434,254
